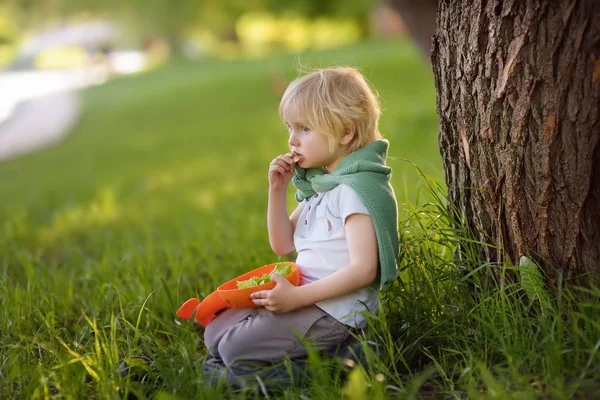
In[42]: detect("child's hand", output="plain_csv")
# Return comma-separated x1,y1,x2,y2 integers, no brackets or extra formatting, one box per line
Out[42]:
250,274,301,313
268,152,296,191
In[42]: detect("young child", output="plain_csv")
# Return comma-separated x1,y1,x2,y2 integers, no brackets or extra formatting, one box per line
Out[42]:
203,66,399,378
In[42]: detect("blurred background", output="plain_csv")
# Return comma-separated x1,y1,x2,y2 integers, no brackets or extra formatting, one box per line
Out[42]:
0,0,441,262
0,0,416,125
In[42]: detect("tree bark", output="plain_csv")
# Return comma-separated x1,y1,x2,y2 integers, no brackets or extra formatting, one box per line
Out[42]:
431,0,600,281
389,0,438,58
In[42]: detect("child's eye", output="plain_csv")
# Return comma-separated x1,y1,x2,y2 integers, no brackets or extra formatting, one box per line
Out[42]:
301,125,310,132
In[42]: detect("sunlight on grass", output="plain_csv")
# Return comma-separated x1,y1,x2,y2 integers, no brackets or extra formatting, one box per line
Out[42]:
189,190,217,211
146,172,175,191
39,186,120,245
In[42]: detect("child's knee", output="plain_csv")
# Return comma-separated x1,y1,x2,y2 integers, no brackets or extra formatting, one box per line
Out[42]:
217,332,249,366
203,308,254,357
203,323,221,356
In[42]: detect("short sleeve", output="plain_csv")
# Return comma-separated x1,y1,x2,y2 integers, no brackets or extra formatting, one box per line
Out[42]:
337,184,370,222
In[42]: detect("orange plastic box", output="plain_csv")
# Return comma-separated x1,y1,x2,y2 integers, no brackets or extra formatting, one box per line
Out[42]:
176,262,299,327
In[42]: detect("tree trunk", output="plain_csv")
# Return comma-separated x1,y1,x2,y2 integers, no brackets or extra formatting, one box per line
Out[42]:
431,0,600,282
389,0,439,58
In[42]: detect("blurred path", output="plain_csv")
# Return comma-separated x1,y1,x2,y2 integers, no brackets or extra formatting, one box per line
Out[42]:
0,91,81,161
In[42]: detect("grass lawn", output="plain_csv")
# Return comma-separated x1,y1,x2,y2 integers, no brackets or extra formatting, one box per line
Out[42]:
1,37,598,399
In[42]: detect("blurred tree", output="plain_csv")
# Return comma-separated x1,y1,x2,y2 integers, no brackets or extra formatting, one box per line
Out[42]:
5,0,117,27
4,0,378,54
195,0,267,42
432,0,600,282
5,0,374,53
4,0,201,53
125,0,200,53
388,0,437,58
267,0,373,35
0,4,19,40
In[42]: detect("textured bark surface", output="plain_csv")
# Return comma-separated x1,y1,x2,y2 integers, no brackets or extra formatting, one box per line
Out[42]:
431,0,600,280
389,0,438,58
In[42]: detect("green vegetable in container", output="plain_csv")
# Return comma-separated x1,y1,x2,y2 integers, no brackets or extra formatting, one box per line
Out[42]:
236,263,292,289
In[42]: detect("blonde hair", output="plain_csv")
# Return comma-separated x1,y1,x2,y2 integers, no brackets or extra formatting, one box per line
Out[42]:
279,66,382,153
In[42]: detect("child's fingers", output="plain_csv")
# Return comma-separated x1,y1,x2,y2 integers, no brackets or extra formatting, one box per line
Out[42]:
270,164,288,176
279,154,295,166
276,157,294,169
251,291,270,307
271,158,292,172
252,298,267,307
251,290,268,300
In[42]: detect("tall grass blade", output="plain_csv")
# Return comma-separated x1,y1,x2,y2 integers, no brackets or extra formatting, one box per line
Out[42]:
519,256,552,315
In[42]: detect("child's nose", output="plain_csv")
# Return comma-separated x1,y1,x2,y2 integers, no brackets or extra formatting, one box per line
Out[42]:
288,132,300,148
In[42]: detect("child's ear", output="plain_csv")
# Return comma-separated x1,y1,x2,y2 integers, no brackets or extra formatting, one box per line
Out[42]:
340,125,356,145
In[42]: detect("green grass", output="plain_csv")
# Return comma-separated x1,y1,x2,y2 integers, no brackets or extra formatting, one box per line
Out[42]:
1,38,599,399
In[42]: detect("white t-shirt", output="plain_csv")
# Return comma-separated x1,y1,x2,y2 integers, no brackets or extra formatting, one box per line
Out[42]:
294,184,379,328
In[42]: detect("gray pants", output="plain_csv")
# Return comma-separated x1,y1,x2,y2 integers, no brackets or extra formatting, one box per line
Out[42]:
204,305,351,367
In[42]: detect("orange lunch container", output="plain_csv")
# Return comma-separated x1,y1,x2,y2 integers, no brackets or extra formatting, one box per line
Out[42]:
176,262,299,327
176,292,228,328
217,262,299,308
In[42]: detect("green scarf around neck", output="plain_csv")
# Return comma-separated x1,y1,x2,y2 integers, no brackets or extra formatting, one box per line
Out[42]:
292,139,399,288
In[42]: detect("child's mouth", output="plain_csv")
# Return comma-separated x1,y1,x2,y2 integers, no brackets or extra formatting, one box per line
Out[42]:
292,152,303,163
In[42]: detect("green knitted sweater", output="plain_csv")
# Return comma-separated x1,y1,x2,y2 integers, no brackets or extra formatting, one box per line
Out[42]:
292,139,399,288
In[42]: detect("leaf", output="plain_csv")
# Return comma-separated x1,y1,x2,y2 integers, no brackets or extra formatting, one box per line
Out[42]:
154,392,182,400
342,366,369,400
519,256,553,315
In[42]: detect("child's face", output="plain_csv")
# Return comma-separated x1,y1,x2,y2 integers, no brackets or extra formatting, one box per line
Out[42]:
284,108,340,171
